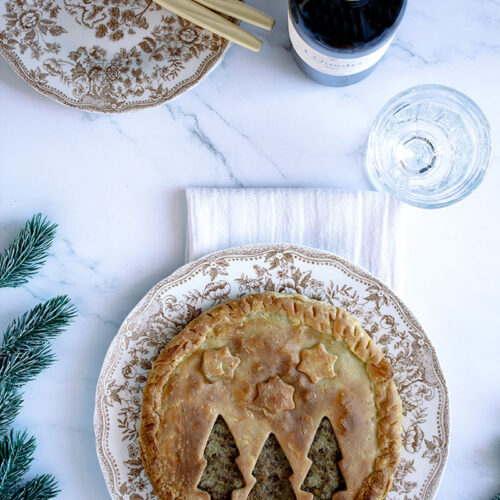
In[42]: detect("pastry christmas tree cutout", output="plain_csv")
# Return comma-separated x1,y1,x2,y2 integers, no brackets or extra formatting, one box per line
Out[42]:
140,293,402,500
249,433,296,499
198,415,245,499
301,417,346,498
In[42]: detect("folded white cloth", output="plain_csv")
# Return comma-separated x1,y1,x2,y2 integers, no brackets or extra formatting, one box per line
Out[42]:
186,188,407,292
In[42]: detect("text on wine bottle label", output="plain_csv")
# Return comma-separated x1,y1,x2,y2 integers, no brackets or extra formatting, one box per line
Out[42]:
288,18,394,77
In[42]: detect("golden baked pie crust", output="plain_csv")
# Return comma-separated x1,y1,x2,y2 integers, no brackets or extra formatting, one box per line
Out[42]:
139,292,402,500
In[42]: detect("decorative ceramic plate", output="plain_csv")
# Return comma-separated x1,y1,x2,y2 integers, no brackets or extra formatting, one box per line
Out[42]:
0,0,232,112
94,244,449,499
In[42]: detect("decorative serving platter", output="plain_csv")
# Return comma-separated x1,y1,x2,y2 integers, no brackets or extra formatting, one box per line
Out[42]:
94,244,449,499
0,0,232,112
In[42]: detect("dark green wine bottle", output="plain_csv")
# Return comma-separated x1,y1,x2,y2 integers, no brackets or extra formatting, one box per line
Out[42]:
288,0,407,86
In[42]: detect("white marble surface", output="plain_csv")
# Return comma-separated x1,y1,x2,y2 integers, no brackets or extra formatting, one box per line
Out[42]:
0,0,499,498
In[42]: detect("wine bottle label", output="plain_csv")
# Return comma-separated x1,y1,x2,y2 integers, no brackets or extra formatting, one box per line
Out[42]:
288,17,394,77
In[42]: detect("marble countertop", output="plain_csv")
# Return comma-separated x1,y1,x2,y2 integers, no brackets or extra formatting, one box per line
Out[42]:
1,0,499,498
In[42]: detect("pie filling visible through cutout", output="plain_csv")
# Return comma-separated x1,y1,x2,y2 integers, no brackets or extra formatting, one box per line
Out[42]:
139,292,402,500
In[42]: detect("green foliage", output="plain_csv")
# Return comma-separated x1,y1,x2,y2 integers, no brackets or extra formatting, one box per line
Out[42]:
0,213,75,499
9,474,60,500
0,214,57,288
2,296,76,354
0,295,76,434
0,296,77,389
0,386,23,434
0,431,59,499
0,344,55,390
0,431,36,496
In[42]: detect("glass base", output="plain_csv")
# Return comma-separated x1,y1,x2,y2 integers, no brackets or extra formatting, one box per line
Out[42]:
398,136,437,175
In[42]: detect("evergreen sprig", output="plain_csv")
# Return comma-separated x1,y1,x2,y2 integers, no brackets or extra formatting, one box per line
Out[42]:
2,296,76,354
0,295,77,386
0,431,36,494
0,431,59,500
0,344,56,390
0,296,76,432
9,474,60,500
0,386,23,433
0,213,75,499
0,214,57,288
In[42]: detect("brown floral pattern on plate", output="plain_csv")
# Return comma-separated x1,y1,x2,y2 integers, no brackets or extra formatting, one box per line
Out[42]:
0,0,232,111
94,244,449,499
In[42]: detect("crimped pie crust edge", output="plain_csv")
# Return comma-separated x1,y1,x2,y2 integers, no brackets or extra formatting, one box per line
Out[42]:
139,292,403,500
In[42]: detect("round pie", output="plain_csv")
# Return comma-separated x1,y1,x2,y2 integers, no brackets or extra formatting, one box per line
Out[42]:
139,292,402,499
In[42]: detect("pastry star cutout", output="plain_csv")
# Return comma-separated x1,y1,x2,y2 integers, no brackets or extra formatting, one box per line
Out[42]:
202,347,240,382
255,375,295,413
298,343,338,383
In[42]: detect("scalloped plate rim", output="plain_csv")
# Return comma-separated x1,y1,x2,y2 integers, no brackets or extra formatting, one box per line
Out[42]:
0,40,230,113
0,0,235,114
94,243,450,499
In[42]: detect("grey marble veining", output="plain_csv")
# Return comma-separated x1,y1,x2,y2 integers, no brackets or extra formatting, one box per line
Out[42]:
0,0,500,498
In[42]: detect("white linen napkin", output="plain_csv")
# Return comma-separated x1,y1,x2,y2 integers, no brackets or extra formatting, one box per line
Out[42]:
186,188,407,292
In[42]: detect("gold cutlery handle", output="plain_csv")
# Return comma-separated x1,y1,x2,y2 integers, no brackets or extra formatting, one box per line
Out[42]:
194,0,275,30
153,0,263,52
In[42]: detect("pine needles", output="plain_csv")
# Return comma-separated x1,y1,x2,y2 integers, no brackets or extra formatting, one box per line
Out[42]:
0,296,76,432
0,214,57,288
0,386,23,434
9,474,60,500
0,214,75,499
0,431,36,494
0,432,59,499
0,296,77,388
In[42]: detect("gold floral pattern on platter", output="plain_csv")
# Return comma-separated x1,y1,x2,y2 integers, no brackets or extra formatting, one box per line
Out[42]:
94,244,449,499
0,0,231,112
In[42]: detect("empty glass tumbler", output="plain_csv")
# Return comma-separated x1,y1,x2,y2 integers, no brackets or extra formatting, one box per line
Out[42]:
366,84,491,208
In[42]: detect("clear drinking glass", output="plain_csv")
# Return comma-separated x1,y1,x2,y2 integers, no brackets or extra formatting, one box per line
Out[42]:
366,84,491,208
